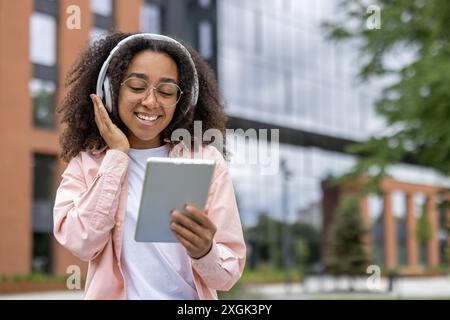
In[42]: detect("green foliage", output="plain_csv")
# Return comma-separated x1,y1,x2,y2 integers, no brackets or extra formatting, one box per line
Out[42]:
323,0,450,188
444,246,450,270
416,207,431,245
0,273,66,283
293,239,310,266
327,197,369,275
245,213,320,270
240,264,303,284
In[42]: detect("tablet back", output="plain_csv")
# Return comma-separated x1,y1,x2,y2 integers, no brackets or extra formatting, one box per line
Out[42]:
135,157,215,242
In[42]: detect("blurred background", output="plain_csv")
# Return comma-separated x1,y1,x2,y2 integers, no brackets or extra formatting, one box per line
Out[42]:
1,0,450,299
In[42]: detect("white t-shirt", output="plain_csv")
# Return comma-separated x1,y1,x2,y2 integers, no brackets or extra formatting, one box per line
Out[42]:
121,144,199,300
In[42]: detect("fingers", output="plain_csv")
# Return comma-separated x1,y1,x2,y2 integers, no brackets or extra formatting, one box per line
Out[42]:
91,94,103,131
171,209,205,236
170,207,216,256
172,230,198,254
90,94,129,152
170,220,213,259
97,96,113,129
170,219,203,248
91,94,113,130
184,204,217,233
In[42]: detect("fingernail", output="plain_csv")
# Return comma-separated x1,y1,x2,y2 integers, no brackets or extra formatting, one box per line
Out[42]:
90,94,95,100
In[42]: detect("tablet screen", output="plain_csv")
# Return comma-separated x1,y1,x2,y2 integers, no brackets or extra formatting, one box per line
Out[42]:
135,157,215,242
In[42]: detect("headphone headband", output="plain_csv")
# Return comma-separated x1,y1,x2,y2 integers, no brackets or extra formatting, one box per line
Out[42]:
96,33,199,114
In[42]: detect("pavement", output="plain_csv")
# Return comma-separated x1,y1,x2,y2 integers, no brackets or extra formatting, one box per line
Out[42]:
243,275,450,299
0,290,84,300
1,276,450,300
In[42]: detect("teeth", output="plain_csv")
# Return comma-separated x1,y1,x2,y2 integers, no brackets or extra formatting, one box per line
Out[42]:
135,113,159,121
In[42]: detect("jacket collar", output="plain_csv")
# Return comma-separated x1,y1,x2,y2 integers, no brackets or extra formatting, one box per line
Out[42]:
89,141,196,158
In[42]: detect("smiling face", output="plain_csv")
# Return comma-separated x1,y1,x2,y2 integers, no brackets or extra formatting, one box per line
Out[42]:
118,50,180,149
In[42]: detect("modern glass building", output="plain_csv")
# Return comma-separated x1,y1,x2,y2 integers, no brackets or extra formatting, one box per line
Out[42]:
217,0,450,268
0,0,218,276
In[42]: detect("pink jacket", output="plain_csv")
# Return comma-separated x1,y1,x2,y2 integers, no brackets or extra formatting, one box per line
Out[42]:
53,143,246,299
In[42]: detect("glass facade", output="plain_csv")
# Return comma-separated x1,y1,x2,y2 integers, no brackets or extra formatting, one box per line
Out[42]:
198,0,211,9
218,0,386,141
227,133,357,227
218,0,450,236
198,20,213,59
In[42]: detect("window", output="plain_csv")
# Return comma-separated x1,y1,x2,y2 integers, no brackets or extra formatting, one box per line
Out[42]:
90,0,112,16
236,8,254,52
222,57,241,109
260,65,272,113
90,27,108,43
32,233,52,273
30,79,56,128
30,12,56,66
141,2,162,33
91,0,113,33
262,14,277,62
293,76,310,119
32,154,56,230
284,71,293,115
198,0,211,9
254,10,262,53
198,20,213,59
32,154,56,273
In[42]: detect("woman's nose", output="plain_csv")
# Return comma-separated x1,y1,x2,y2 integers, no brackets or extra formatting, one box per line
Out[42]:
141,87,158,106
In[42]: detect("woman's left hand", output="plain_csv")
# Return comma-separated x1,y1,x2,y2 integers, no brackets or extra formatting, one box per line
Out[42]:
170,204,217,259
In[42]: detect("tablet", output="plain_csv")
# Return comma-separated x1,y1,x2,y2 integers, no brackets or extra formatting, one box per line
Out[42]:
134,157,216,242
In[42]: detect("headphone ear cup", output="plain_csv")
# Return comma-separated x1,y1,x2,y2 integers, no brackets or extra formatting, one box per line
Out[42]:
103,77,113,114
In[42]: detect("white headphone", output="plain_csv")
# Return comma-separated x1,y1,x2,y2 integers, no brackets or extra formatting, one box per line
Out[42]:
96,33,199,116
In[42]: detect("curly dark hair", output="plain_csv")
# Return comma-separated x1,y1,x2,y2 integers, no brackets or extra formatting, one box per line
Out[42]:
57,31,228,162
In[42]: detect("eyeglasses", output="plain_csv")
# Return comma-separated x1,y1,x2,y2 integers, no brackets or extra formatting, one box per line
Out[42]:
120,77,183,108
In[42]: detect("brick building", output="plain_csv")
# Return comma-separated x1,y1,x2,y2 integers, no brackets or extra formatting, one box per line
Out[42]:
0,0,216,277
322,177,450,273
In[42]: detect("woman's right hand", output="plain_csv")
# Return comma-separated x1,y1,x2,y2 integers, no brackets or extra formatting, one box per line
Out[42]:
91,94,130,154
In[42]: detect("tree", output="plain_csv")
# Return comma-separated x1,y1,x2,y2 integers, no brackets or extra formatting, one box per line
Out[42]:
244,213,320,270
416,205,431,263
327,197,369,280
416,207,431,245
323,0,450,188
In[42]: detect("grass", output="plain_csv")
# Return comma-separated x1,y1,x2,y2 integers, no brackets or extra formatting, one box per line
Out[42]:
240,265,303,284
217,281,264,300
0,273,67,283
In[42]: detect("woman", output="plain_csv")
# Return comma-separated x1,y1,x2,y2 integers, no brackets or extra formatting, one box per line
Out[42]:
53,32,246,300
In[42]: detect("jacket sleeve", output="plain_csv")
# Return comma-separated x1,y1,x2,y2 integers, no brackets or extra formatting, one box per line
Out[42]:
190,150,246,291
53,150,129,262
